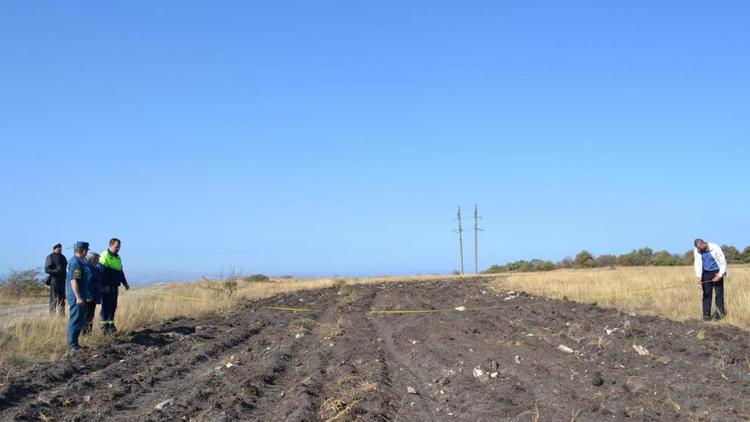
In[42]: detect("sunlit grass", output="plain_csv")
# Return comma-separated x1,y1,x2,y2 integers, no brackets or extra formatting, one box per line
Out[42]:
491,265,749,330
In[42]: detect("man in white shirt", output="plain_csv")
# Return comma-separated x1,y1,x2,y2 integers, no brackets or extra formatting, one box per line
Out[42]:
693,239,727,321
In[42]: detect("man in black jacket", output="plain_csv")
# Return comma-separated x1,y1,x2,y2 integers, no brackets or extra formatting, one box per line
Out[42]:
45,243,68,314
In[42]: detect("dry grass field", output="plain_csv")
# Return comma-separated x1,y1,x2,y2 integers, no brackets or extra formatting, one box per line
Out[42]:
1,266,747,366
496,264,750,330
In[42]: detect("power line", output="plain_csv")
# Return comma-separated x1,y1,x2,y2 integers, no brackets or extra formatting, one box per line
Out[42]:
455,206,464,275
473,204,483,274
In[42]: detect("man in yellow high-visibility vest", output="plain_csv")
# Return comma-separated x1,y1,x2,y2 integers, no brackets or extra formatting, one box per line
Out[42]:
99,238,129,333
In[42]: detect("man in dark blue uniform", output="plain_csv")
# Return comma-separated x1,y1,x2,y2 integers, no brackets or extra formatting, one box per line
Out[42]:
66,241,92,352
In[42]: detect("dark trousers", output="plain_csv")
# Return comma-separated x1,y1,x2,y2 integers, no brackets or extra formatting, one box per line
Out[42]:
83,302,97,334
100,286,118,331
701,270,725,318
49,282,66,315
67,303,87,349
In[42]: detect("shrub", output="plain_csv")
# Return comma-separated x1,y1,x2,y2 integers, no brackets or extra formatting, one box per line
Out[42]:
0,268,47,297
199,269,241,298
573,251,597,268
243,274,271,283
722,245,742,264
652,250,683,266
742,246,750,264
483,259,555,273
596,254,617,268
557,257,573,269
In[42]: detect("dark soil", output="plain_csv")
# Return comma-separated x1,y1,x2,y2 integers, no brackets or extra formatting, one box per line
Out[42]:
1,278,748,421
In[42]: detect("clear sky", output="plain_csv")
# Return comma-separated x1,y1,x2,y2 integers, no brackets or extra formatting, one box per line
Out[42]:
1,1,748,279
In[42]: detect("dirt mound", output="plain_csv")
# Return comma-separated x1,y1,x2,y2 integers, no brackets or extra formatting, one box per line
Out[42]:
1,278,748,421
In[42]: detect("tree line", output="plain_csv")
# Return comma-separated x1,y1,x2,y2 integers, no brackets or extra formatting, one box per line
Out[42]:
483,245,750,274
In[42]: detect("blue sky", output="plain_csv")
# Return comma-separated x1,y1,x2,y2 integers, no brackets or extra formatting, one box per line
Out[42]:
1,1,748,279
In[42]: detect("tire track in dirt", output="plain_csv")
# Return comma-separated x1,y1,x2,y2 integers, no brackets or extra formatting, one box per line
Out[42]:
313,286,395,422
362,279,750,420
243,303,335,421
246,284,397,421
153,288,341,422
10,312,281,421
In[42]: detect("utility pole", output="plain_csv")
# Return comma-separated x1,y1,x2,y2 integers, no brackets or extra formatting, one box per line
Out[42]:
473,204,483,274
456,206,464,275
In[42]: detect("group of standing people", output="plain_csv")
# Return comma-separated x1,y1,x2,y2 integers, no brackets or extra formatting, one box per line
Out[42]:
44,238,130,352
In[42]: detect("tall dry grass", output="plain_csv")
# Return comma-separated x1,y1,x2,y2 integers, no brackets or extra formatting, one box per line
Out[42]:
492,265,750,330
0,276,362,365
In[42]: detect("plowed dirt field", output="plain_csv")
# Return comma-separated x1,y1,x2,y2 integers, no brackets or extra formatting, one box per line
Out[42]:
1,278,748,421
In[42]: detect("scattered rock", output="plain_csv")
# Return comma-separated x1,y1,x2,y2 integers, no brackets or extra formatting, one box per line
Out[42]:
490,360,499,372
155,399,174,411
473,368,484,377
656,356,673,365
83,395,91,402
490,372,498,378
514,355,521,364
632,344,650,356
557,345,575,354
591,371,604,386
295,333,304,339
407,386,417,394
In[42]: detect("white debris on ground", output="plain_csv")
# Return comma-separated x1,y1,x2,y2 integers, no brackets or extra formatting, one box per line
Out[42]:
604,325,619,335
407,386,417,394
632,344,650,356
155,399,174,411
557,345,575,354
454,306,466,311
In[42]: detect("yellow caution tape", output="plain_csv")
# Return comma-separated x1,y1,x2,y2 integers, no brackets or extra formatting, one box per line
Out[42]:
262,306,319,313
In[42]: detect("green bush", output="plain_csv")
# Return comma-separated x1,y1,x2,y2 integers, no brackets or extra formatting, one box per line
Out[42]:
596,254,617,267
483,259,554,273
682,250,695,265
243,274,271,283
484,244,749,274
742,246,750,264
573,251,597,268
722,245,742,264
652,250,683,266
